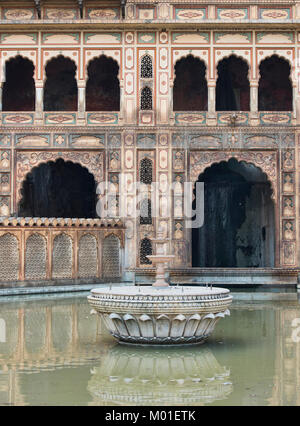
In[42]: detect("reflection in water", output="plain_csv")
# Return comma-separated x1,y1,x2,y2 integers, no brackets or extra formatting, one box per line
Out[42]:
0,318,5,343
88,345,232,405
0,295,299,405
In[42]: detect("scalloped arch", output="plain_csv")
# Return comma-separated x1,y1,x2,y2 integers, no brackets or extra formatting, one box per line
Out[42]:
190,152,278,200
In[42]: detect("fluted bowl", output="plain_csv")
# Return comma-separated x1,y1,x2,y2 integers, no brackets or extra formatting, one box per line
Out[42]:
88,285,232,345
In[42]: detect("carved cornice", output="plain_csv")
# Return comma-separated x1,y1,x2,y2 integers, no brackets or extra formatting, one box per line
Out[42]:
0,125,298,133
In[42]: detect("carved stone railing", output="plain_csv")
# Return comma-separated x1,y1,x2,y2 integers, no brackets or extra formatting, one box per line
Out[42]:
0,111,294,127
0,2,297,24
0,217,125,284
173,111,294,126
0,112,121,127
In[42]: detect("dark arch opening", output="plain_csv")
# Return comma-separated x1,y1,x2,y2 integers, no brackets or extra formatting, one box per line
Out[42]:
2,56,35,111
216,55,250,111
44,56,78,111
86,55,120,111
258,55,292,111
44,55,78,111
192,158,275,267
173,55,208,111
18,159,97,218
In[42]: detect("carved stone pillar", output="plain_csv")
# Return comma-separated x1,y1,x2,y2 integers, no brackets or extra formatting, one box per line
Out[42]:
77,79,85,124
207,80,217,126
207,80,216,114
169,79,175,125
292,82,297,119
250,80,258,112
35,80,43,121
119,78,124,124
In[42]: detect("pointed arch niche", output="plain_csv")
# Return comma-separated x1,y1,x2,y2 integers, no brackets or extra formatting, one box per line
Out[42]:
86,55,120,111
43,55,78,111
2,55,35,111
173,55,208,111
258,55,292,111
216,55,250,111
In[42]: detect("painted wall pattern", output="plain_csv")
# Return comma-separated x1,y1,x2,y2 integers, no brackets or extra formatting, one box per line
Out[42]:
0,0,298,278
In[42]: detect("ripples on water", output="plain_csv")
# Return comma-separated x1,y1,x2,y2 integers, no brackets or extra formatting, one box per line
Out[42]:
0,293,299,406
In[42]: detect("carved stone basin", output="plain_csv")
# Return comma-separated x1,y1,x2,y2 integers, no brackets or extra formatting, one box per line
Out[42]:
88,285,232,345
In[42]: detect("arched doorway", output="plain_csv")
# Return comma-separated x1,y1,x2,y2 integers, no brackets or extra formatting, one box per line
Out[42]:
192,158,275,267
18,159,97,218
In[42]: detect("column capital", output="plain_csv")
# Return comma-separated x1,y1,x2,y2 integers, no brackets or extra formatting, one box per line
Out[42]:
35,80,44,89
207,79,216,88
77,79,86,89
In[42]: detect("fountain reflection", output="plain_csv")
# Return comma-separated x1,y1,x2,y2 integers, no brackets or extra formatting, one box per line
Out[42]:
88,345,232,405
0,295,300,406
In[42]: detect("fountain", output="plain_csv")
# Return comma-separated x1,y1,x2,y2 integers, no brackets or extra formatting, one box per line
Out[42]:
88,233,232,345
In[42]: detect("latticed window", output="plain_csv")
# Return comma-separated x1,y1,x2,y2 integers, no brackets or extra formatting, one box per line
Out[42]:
140,87,152,110
52,233,73,279
102,234,120,278
140,198,152,225
141,55,153,78
140,238,152,265
78,233,98,278
0,233,19,281
25,233,47,280
140,157,153,184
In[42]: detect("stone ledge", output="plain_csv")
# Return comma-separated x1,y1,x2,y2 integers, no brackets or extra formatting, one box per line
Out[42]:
0,216,124,228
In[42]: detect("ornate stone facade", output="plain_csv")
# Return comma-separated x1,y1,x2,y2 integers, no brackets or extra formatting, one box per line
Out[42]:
0,0,300,284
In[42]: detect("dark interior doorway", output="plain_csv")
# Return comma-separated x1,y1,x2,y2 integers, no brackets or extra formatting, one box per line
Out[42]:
2,56,35,111
86,55,120,111
173,55,208,111
192,159,275,267
258,55,292,111
18,159,97,218
44,56,78,111
216,55,250,111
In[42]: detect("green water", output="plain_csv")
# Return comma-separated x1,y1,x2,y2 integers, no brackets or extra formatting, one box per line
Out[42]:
0,294,299,406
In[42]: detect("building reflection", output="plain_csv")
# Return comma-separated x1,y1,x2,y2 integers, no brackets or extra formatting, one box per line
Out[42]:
270,307,300,406
0,297,299,406
0,297,106,405
88,345,232,406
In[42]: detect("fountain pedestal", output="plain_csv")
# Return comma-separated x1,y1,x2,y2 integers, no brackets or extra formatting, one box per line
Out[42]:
147,255,175,287
88,236,232,345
